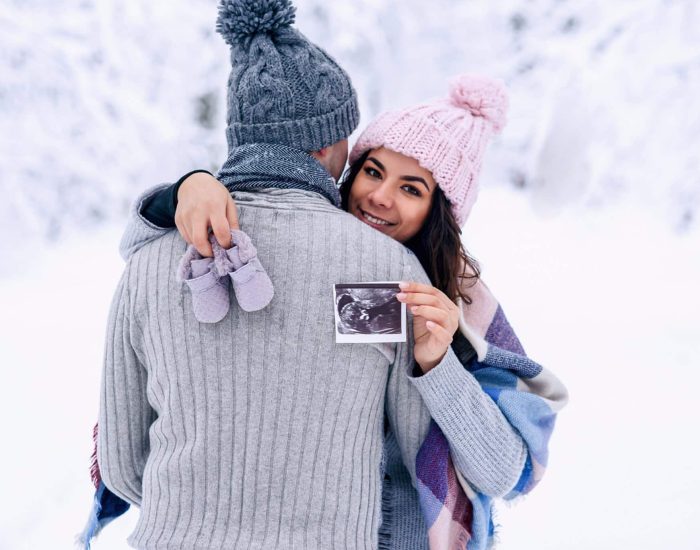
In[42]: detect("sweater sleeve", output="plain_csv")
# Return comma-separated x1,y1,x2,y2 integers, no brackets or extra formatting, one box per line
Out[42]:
455,293,569,499
383,252,436,483
118,170,214,260
119,184,174,261
408,348,528,497
390,254,528,498
97,267,155,507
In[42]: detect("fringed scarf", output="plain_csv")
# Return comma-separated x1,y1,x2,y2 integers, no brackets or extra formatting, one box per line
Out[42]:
80,278,568,550
79,147,567,547
415,279,569,549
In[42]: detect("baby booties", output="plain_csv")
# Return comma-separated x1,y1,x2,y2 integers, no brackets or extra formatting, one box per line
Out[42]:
178,229,274,323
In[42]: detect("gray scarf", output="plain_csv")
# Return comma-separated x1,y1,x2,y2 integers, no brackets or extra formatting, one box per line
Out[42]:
216,143,341,208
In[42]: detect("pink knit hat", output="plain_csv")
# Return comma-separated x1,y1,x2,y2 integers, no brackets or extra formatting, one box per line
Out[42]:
349,74,508,226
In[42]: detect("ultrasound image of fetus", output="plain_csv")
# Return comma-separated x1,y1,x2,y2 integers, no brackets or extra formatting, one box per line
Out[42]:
335,286,402,335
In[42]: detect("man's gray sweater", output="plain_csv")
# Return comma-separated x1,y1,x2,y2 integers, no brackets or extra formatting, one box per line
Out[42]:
99,189,526,549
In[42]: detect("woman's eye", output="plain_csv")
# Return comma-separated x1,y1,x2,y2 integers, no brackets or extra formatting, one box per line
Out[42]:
364,167,381,179
402,185,421,197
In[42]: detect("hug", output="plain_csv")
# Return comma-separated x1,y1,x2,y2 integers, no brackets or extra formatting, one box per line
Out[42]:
81,0,568,548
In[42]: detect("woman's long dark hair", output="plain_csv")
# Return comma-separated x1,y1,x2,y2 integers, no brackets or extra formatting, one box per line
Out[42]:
340,150,481,304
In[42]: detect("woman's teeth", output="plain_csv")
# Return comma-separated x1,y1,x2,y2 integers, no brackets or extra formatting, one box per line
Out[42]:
362,210,391,226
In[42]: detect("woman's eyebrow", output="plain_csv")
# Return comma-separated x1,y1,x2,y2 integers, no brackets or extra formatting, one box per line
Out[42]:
401,175,430,192
368,156,431,192
367,157,385,171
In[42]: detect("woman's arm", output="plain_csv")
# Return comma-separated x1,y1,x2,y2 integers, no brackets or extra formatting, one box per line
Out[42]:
119,170,239,260
394,276,528,498
405,277,568,499
408,338,529,498
396,279,565,499
455,285,569,498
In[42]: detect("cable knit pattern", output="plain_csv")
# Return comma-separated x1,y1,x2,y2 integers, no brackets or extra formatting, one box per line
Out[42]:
350,74,508,226
216,0,360,150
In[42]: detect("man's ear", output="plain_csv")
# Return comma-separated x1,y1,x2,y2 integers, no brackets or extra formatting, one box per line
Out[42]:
313,147,328,158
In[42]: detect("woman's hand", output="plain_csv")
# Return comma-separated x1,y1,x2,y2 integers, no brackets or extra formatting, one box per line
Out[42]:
396,282,460,374
175,172,240,257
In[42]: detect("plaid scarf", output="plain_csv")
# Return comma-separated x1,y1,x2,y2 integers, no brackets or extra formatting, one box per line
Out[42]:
79,277,568,550
79,166,567,547
415,279,568,550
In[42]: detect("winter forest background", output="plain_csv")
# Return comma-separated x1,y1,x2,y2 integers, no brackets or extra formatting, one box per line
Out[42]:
1,0,699,548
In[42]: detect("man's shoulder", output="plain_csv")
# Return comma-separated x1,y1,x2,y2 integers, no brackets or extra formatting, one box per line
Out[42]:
337,215,429,282
125,229,182,272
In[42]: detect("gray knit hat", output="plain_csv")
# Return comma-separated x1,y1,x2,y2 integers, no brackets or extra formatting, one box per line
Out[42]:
216,0,360,151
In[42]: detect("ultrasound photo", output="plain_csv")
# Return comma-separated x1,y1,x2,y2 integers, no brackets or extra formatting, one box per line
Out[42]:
333,282,406,343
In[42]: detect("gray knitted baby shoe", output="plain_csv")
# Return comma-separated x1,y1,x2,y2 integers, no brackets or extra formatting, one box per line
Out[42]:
224,229,274,312
178,245,230,323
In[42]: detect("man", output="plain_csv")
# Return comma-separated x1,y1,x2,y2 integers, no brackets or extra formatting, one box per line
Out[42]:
96,1,458,548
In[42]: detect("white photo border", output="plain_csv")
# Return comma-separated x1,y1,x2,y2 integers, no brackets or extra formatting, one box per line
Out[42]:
333,282,407,344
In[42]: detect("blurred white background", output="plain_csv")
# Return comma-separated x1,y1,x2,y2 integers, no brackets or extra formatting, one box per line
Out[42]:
1,0,699,548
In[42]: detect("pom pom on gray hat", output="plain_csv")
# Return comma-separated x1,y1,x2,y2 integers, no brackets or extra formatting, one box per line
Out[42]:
215,0,360,152
216,0,296,46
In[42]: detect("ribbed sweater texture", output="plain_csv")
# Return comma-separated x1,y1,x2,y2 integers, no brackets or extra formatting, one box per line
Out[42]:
102,189,527,549
100,190,430,549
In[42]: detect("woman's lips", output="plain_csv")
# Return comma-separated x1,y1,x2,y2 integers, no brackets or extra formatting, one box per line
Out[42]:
359,208,395,229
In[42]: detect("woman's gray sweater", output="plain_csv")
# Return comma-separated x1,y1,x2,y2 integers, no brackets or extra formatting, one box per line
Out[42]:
100,189,526,549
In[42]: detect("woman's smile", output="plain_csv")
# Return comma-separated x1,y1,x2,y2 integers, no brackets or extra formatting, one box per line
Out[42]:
349,147,436,243
358,207,396,228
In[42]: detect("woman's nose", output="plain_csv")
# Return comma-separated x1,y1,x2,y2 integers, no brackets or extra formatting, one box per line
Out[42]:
368,182,394,209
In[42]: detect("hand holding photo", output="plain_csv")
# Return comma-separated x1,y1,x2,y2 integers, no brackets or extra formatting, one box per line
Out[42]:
333,283,406,343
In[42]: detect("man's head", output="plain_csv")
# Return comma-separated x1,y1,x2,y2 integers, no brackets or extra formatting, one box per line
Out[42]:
310,139,348,182
216,0,360,159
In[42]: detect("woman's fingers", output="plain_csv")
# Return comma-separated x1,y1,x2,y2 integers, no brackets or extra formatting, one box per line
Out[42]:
211,209,233,250
425,320,452,345
191,217,214,257
175,172,238,256
175,215,191,246
399,281,457,311
410,305,451,328
399,281,438,295
397,292,443,309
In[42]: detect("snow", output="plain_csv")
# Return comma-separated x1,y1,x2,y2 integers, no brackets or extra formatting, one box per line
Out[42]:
1,0,700,548
1,193,698,549
2,0,700,240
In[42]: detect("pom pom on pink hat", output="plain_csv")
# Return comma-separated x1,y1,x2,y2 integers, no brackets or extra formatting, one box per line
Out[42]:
350,73,508,227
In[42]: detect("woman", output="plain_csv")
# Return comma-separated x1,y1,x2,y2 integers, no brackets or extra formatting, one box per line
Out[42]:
97,75,567,549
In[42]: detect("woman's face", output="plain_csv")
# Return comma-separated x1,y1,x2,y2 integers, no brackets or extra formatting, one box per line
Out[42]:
348,147,436,243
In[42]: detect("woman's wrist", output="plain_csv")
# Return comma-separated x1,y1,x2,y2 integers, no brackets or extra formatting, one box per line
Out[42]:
416,349,449,375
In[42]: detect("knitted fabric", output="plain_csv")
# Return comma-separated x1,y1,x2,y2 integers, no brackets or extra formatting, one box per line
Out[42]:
349,74,508,226
83,189,541,549
177,230,274,322
92,187,522,549
216,142,342,207
216,0,360,151
411,281,569,550
117,144,341,261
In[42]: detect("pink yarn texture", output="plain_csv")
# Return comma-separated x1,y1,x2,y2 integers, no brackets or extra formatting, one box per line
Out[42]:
349,73,508,226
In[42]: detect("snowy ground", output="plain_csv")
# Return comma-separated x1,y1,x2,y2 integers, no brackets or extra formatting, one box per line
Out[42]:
2,0,700,547
0,188,698,549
